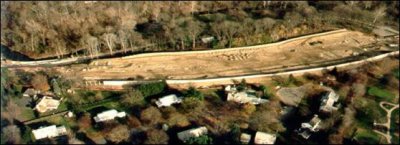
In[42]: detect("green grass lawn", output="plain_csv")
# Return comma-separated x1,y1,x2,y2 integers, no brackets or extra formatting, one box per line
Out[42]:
20,108,36,121
393,68,399,80
354,128,382,144
367,86,395,102
390,108,399,144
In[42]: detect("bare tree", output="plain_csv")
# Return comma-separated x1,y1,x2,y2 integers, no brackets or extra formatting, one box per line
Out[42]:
372,5,387,24
140,106,162,125
31,74,50,92
186,19,204,49
105,125,131,143
101,33,117,55
1,125,21,144
144,129,169,144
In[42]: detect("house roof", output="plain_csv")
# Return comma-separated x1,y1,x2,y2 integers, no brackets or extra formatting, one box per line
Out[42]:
177,126,208,142
254,131,277,144
301,114,321,132
94,109,126,122
32,125,67,140
23,88,38,97
240,133,251,144
227,91,268,105
226,85,268,105
320,91,339,112
35,96,60,113
155,94,182,107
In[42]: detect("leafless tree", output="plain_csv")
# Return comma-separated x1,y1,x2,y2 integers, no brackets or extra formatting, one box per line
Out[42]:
372,5,387,24
101,33,117,55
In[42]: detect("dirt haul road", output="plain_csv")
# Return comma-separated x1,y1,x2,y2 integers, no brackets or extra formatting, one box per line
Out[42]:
52,29,376,80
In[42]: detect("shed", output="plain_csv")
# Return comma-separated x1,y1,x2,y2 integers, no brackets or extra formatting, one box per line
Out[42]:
155,94,182,107
177,126,208,142
254,131,277,144
93,109,126,123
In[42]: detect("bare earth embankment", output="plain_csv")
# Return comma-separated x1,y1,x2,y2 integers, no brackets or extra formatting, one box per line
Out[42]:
57,29,376,80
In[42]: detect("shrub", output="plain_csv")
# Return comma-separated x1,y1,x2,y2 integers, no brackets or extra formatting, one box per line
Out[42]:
184,87,204,100
186,135,213,145
127,115,142,128
144,129,169,144
104,125,130,144
30,74,50,92
140,106,162,125
136,81,166,97
78,113,92,131
167,113,190,127
181,97,204,113
121,89,145,107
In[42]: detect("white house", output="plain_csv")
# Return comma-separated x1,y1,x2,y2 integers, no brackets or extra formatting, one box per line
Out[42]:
177,126,208,142
301,114,321,132
93,109,126,123
34,96,60,113
319,91,339,112
254,131,277,144
225,85,268,105
155,94,182,108
240,133,251,144
32,125,67,140
298,114,322,139
23,88,40,99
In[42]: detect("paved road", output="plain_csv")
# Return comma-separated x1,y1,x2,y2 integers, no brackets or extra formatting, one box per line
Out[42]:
373,101,399,144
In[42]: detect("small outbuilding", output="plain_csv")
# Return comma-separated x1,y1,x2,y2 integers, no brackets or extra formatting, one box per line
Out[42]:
177,126,208,142
155,94,182,108
254,131,277,144
93,109,126,123
240,133,251,144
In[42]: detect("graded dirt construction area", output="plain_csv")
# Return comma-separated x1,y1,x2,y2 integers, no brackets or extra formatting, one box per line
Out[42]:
56,29,377,80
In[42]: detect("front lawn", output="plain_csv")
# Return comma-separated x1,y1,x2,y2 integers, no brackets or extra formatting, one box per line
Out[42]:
367,86,395,102
354,128,382,144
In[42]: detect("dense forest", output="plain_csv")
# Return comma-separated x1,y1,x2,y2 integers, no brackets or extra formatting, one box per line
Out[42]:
1,1,399,59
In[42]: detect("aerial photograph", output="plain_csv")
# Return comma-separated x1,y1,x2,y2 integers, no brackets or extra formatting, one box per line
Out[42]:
0,1,399,144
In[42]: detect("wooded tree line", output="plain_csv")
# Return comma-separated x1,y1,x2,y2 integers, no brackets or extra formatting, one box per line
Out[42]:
1,1,398,59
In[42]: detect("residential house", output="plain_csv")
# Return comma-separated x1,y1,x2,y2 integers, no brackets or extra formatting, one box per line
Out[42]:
23,88,40,99
225,85,268,105
177,126,208,142
319,91,340,112
155,94,182,108
254,131,277,144
34,96,60,113
240,133,251,144
93,109,126,123
32,125,67,140
297,114,322,139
